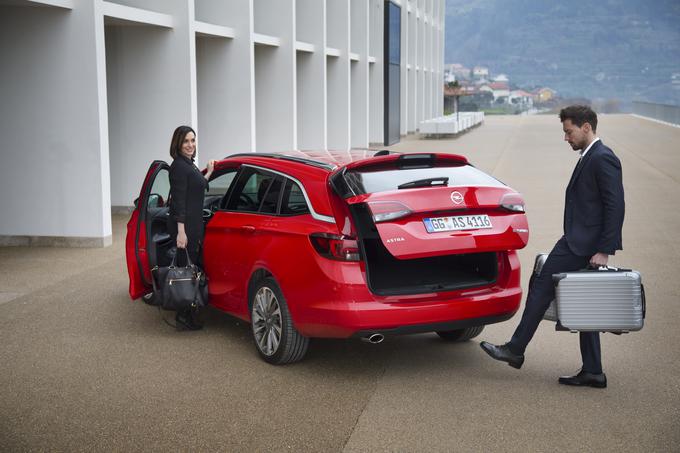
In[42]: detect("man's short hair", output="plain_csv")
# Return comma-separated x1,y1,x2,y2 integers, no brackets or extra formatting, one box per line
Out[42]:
559,105,598,132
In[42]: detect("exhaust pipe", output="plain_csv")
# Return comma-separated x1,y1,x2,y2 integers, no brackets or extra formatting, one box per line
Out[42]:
361,333,384,344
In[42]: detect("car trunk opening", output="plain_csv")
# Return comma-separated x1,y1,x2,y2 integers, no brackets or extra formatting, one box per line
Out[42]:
350,203,498,296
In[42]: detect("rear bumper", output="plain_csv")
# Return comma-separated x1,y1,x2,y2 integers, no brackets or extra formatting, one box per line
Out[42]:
294,284,522,338
351,313,514,337
284,250,523,338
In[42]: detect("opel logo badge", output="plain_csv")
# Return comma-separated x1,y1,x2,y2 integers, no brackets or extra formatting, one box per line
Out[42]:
450,191,464,205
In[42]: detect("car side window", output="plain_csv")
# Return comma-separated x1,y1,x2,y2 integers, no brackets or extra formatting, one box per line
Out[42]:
280,179,310,216
207,169,237,210
258,177,283,214
148,168,170,209
226,167,280,213
208,169,237,197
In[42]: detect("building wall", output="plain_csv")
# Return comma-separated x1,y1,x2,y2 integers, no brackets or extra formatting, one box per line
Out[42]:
0,0,444,246
0,1,111,245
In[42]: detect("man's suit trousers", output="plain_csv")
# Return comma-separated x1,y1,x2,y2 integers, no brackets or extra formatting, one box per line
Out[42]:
508,236,603,374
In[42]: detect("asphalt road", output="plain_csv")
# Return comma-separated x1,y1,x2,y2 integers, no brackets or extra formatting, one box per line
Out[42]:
1,114,678,452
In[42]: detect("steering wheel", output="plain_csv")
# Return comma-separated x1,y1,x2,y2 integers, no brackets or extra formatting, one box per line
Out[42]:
239,193,256,207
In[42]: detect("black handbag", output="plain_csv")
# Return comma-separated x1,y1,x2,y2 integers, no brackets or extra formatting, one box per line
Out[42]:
152,249,207,311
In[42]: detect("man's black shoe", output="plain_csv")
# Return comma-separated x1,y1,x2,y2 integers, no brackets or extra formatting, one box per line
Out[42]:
558,370,607,388
479,341,524,369
175,310,203,331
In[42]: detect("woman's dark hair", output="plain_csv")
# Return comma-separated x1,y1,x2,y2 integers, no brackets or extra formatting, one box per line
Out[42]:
169,125,196,160
559,105,598,132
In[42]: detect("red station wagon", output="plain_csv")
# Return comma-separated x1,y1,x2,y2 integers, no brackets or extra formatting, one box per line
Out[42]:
126,150,529,364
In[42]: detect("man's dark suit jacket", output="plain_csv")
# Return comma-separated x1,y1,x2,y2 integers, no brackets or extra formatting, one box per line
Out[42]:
563,139,625,257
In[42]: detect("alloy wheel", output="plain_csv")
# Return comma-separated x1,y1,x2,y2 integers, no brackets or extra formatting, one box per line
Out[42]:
252,286,283,356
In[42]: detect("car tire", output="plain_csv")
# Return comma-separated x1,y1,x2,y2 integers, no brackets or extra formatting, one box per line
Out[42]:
250,277,309,365
436,325,485,342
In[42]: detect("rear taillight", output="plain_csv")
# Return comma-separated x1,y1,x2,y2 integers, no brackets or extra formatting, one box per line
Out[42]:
499,193,525,212
310,233,361,262
367,201,412,223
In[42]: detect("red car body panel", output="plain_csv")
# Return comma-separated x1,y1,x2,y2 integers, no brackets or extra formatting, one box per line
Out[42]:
126,210,149,300
271,251,522,338
126,151,528,339
126,161,167,300
346,186,529,258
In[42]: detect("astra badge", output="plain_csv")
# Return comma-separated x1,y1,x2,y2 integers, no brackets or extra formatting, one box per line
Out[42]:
450,191,464,205
386,237,405,243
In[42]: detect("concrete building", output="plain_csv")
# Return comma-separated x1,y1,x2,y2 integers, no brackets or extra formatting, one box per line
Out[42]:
0,0,445,247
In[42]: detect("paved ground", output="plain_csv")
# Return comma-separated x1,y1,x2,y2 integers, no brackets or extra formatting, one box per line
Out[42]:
1,114,678,452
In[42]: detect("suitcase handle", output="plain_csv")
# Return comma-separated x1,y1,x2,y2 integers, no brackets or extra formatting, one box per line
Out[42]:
641,283,646,319
584,264,632,272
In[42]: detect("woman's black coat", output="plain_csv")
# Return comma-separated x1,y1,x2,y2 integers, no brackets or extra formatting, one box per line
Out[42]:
167,155,208,263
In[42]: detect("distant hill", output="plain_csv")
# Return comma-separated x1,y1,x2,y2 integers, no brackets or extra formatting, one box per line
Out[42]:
444,0,680,106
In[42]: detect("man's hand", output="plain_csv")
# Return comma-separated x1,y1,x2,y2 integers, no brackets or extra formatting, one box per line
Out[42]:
589,252,609,268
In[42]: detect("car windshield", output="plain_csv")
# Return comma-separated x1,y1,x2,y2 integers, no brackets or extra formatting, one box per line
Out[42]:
343,165,505,196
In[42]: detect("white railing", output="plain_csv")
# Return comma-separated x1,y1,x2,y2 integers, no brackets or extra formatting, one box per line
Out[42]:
632,101,680,127
419,112,485,135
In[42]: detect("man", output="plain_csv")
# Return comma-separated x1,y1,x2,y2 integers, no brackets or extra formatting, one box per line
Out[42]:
480,105,625,388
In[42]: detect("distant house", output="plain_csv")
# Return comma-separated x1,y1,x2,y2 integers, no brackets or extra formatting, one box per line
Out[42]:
454,67,471,80
447,63,471,80
533,87,557,103
488,82,510,101
478,84,493,95
509,90,534,107
493,74,509,83
473,66,489,79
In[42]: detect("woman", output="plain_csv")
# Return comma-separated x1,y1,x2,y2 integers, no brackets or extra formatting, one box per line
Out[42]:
167,125,215,330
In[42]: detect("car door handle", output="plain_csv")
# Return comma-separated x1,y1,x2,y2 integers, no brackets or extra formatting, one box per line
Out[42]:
240,225,256,234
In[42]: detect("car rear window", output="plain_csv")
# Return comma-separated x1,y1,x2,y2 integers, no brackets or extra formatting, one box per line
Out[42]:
280,180,310,215
342,165,505,196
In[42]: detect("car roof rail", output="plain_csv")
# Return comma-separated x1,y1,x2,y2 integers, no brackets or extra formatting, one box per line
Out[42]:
223,153,335,170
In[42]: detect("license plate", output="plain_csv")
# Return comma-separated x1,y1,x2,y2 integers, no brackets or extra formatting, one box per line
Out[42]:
423,215,493,233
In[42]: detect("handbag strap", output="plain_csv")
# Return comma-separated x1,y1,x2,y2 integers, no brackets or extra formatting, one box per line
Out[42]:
169,247,194,268
192,271,206,308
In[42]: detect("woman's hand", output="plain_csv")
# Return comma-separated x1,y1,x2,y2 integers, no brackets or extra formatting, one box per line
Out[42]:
205,159,216,180
177,223,188,249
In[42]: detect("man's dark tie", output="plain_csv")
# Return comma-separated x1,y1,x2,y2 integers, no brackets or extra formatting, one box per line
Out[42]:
567,154,584,188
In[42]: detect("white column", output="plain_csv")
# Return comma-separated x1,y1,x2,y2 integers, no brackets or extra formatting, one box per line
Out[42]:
418,0,425,128
399,0,408,136
350,0,369,148
253,0,296,152
0,0,111,245
424,0,432,121
439,0,445,116
105,0,195,208
368,0,383,144
195,0,255,160
326,0,350,150
296,0,327,150
407,1,417,133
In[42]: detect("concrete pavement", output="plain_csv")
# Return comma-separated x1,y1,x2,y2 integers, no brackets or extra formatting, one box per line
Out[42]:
1,114,678,451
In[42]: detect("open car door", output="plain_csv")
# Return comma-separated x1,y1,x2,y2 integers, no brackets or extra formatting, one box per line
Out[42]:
125,160,171,300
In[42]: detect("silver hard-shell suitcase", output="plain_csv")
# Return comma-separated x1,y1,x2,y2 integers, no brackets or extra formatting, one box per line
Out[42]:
553,267,645,333
531,253,558,322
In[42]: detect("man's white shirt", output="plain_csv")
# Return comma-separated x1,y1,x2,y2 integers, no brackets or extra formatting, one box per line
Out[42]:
580,137,600,158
